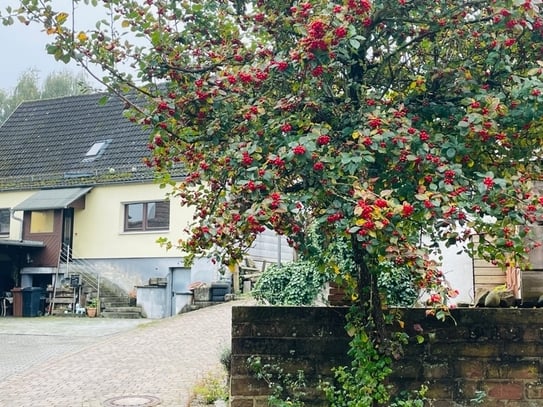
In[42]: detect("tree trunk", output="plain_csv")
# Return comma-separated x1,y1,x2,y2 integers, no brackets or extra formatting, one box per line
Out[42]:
351,235,386,346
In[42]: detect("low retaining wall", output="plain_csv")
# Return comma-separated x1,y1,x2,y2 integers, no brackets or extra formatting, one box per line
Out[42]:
231,306,543,407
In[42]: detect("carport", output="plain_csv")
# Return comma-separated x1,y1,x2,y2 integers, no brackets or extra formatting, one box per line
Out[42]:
0,239,45,293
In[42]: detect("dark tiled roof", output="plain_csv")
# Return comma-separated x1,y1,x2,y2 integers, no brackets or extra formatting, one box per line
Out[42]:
0,92,158,191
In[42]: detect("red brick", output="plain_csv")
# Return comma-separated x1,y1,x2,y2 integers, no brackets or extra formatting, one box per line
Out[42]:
486,381,523,400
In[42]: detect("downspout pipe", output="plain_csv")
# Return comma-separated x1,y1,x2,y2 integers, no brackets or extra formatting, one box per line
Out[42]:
10,209,24,241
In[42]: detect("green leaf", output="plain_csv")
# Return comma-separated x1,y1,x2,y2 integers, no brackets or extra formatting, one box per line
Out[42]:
349,38,360,50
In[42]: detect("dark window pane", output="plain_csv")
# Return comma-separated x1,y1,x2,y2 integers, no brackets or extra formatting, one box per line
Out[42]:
147,201,170,229
0,209,9,234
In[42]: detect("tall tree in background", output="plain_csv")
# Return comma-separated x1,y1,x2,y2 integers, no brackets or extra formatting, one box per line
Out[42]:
41,70,89,99
0,69,90,123
3,1,543,403
0,89,10,125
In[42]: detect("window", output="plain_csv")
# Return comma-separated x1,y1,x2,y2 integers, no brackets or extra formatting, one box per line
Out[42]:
0,209,10,235
124,201,170,232
30,210,54,233
86,141,107,157
82,139,111,162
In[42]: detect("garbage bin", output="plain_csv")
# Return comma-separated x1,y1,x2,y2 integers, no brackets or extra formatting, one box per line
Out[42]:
11,287,22,317
22,287,43,317
210,282,230,302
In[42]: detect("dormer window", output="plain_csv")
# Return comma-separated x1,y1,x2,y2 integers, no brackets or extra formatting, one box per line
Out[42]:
83,139,111,162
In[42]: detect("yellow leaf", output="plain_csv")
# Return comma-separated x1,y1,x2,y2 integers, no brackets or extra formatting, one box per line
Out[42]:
352,130,361,140
46,27,57,35
398,320,405,329
122,20,131,28
77,31,88,42
55,12,68,24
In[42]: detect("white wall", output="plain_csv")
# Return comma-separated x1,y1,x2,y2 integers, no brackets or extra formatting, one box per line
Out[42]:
247,228,295,267
435,242,474,306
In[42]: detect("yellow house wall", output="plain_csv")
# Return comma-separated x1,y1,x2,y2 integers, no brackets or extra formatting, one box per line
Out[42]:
1,190,33,240
73,183,193,259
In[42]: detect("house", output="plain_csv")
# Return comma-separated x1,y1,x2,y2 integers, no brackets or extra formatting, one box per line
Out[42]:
0,93,292,317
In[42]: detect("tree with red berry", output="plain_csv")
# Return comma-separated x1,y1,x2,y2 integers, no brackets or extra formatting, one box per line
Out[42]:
3,0,543,404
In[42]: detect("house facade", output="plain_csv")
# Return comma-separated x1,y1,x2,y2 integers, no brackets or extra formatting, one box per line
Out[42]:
0,93,292,317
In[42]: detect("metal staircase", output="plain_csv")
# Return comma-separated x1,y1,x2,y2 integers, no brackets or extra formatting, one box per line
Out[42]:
52,244,142,318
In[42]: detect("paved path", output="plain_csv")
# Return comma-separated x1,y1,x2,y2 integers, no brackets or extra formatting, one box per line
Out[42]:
0,300,248,407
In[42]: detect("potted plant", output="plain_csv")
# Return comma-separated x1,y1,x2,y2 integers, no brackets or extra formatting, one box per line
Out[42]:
86,297,98,317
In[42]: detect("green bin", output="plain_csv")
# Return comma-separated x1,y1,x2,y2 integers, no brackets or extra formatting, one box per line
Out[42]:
22,287,43,317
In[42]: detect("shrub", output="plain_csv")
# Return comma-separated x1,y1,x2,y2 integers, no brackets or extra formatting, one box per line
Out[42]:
253,261,327,305
377,261,420,307
191,369,228,404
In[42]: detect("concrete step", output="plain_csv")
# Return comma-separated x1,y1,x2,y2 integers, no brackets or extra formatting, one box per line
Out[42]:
100,297,132,308
101,306,143,319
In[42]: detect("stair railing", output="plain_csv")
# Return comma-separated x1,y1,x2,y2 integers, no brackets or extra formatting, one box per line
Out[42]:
58,243,102,313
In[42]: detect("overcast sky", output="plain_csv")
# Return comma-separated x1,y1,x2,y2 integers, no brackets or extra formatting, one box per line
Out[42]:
0,2,106,92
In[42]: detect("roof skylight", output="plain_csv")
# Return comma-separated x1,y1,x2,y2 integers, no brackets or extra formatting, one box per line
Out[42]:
86,141,106,156
83,139,112,162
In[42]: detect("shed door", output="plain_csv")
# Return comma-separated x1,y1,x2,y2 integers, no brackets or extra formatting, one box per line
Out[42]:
170,267,191,316
171,267,191,293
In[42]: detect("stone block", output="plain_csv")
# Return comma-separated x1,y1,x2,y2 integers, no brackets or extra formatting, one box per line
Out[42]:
454,379,483,402
424,380,454,400
390,358,423,380
229,398,254,407
230,376,271,397
486,360,539,380
455,359,485,379
504,342,543,358
423,362,450,380
526,381,543,399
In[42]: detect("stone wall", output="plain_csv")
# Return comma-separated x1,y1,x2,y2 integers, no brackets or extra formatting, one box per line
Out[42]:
231,306,543,407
